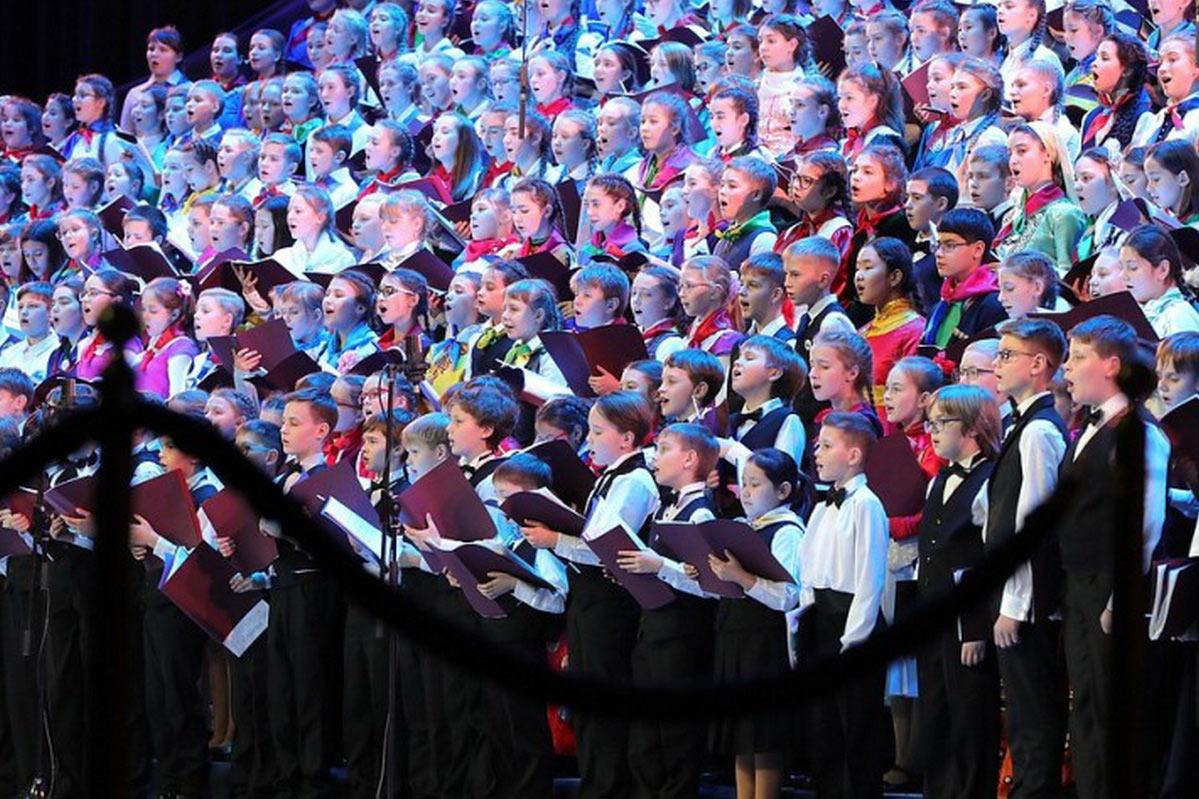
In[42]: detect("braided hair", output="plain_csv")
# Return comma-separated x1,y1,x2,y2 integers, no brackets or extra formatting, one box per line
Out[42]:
511,177,569,242
587,173,643,236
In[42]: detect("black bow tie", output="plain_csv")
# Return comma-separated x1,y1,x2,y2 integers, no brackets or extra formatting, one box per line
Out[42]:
1081,407,1104,428
1008,399,1022,425
942,461,971,479
735,408,763,427
827,487,848,508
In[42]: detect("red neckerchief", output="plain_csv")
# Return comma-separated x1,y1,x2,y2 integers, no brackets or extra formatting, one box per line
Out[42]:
324,425,363,466
80,331,109,365
1083,90,1133,147
940,264,999,303
857,2,886,17
358,163,405,199
377,321,422,351
429,163,455,202
518,229,566,258
482,159,512,188
139,325,182,371
463,235,516,262
253,184,282,207
688,308,734,348
856,203,902,239
792,134,838,156
536,95,572,120
994,183,1065,242
641,318,678,343
4,145,33,163
839,125,868,158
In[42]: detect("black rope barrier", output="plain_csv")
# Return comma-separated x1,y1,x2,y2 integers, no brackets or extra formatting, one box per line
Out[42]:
0,308,1151,795
0,370,1096,720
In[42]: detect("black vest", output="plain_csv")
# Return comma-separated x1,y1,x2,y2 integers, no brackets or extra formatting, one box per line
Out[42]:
572,453,653,609
732,405,793,452
640,492,717,640
1057,408,1163,575
276,462,329,577
918,459,993,594
986,395,1066,621
713,227,771,272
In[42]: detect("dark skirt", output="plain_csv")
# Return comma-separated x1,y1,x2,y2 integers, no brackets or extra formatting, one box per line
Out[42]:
709,597,793,755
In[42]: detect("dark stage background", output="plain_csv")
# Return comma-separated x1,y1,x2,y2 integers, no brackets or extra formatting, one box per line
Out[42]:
0,0,306,104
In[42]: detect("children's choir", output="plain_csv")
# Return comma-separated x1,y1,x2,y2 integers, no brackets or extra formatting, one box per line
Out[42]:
1,1,1199,798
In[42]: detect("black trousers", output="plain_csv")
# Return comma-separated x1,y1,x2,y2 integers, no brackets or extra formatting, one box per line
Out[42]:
2,580,41,792
342,602,399,799
1062,572,1111,799
627,604,713,799
398,571,443,799
1158,642,1199,799
914,625,1000,799
143,598,210,796
805,590,886,799
435,591,493,799
995,620,1066,799
414,581,452,799
267,572,345,799
229,631,273,799
481,604,556,799
567,590,640,799
0,583,16,798
43,549,149,799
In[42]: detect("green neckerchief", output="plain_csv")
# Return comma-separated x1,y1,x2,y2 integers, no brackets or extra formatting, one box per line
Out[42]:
716,209,773,241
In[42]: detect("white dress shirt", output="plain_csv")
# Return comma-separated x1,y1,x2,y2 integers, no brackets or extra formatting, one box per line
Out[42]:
553,451,660,565
800,472,889,649
742,505,804,612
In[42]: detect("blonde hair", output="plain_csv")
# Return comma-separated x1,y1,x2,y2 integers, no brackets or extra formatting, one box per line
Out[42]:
812,329,873,399
382,189,434,243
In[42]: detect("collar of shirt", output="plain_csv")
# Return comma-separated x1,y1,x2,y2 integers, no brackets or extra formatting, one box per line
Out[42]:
1016,390,1053,416
1143,286,1187,319
750,505,800,529
1093,392,1129,427
802,292,839,320
740,396,783,420
749,315,790,338
834,471,869,496
297,452,325,473
601,449,641,476
672,482,707,505
463,450,498,472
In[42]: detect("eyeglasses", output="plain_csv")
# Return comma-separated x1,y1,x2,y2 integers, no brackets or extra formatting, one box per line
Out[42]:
997,348,1037,363
957,366,994,381
924,417,963,433
793,174,817,190
81,288,116,300
680,281,712,292
936,239,972,253
72,91,99,101
379,285,418,298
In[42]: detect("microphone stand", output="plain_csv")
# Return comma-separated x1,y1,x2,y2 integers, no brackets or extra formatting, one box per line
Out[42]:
379,362,399,799
519,0,529,139
25,477,49,799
